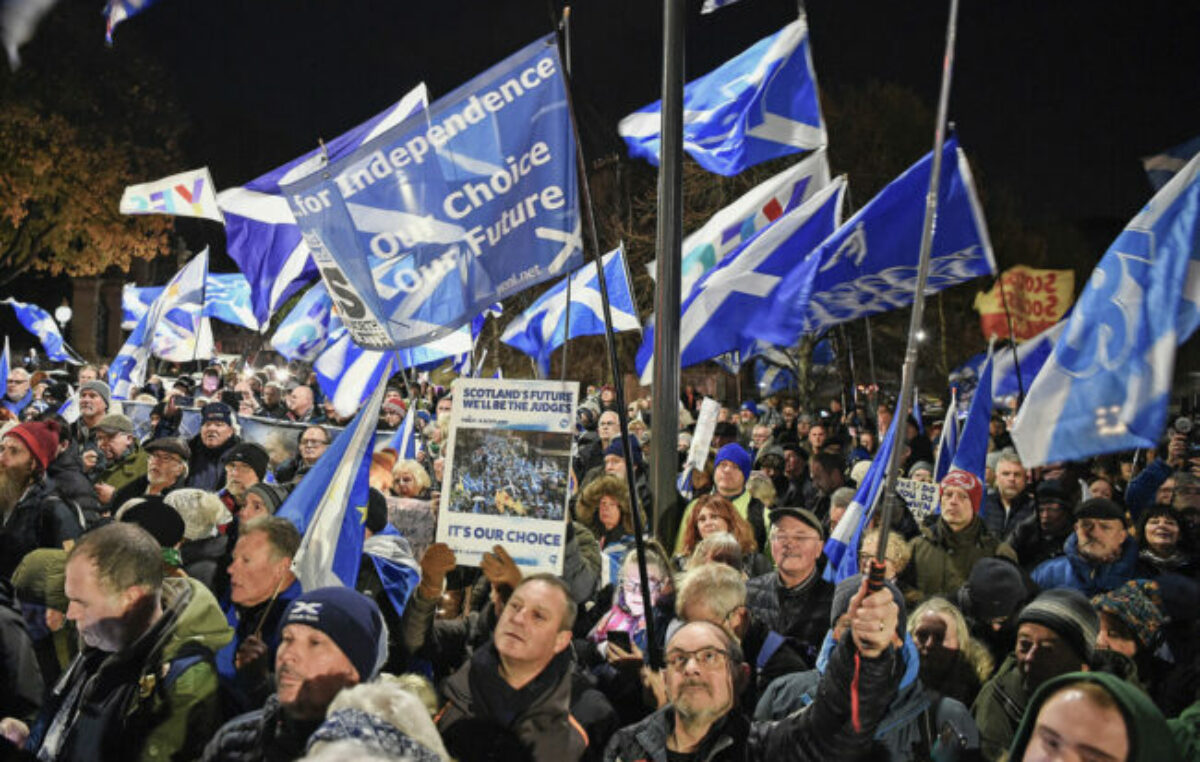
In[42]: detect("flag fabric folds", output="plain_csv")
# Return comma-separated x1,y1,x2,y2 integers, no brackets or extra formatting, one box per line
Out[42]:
501,247,639,376
109,249,209,399
105,0,165,44
637,177,845,382
124,273,259,332
119,167,223,223
701,0,744,13
650,149,831,296
934,388,959,482
618,18,825,176
281,36,582,351
0,337,8,397
973,265,1074,342
1143,135,1200,191
386,405,419,459
1,298,83,364
270,283,336,362
217,83,429,326
278,360,391,589
1011,152,1200,467
950,347,994,482
824,412,899,584
757,135,996,345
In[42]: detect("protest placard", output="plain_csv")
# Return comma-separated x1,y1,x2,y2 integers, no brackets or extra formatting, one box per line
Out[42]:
436,378,578,574
895,477,940,524
388,496,438,561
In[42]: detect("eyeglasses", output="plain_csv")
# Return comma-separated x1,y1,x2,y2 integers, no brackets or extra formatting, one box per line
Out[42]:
772,533,821,545
299,439,328,448
664,646,729,672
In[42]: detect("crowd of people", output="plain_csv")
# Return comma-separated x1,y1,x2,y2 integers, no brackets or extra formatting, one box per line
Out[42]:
447,431,568,521
0,357,1197,761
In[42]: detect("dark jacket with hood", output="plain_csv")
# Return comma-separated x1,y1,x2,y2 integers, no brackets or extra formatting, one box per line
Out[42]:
27,577,233,762
44,446,101,525
0,479,84,580
604,635,904,762
1006,671,1181,762
755,635,979,762
187,433,240,493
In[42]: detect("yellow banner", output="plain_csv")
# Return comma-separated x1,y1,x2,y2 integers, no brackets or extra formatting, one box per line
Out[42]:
974,266,1074,342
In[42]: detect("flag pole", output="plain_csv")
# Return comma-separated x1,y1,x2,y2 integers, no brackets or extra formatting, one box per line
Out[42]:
560,6,573,383
552,5,664,668
871,0,961,581
995,273,1026,404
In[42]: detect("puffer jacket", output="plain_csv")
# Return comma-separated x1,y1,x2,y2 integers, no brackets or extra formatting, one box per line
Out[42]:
1030,533,1140,596
604,635,903,762
744,570,835,667
200,694,322,762
908,517,1017,599
28,577,233,762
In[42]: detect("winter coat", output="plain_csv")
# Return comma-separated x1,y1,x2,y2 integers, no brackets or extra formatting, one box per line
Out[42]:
744,570,835,668
28,577,232,762
907,517,1017,600
44,447,101,524
0,480,84,580
970,655,1028,762
1125,458,1172,521
1008,671,1181,762
187,434,240,493
436,644,617,762
1007,514,1071,572
980,490,1035,542
0,578,42,723
1030,533,1141,596
755,636,979,762
216,578,302,716
181,534,229,594
604,635,903,762
200,693,323,762
97,444,149,496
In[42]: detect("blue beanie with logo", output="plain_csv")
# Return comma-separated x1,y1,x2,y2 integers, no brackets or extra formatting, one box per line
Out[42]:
280,586,387,681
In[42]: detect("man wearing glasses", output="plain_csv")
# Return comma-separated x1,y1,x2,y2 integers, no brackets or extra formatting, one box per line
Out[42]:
604,582,901,761
3,367,32,417
275,426,330,485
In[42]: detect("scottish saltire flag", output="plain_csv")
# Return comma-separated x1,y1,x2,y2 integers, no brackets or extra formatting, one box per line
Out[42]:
282,36,582,351
109,250,209,399
757,135,996,345
755,358,796,395
280,360,391,589
121,285,163,330
119,167,223,223
149,253,212,364
1143,135,1200,191
701,0,744,13
385,405,419,459
954,320,1067,401
57,391,79,424
950,347,993,482
619,18,825,176
637,177,844,382
824,412,899,584
1011,152,1200,467
934,388,959,481
1,298,83,364
218,84,429,326
105,0,165,44
271,283,335,361
203,273,260,331
648,149,830,295
501,247,639,376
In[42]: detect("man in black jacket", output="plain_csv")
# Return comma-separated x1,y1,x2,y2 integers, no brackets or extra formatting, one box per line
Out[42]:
0,421,83,579
187,403,240,492
603,580,902,762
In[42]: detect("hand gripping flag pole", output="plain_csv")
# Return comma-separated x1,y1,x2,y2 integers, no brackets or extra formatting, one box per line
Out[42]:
552,6,665,668
870,0,961,591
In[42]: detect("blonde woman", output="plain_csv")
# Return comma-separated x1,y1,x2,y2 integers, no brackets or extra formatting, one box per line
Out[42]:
907,596,994,707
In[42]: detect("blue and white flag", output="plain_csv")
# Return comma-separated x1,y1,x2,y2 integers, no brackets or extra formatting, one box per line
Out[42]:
279,359,391,589
649,149,830,295
950,347,993,482
757,135,996,345
109,250,209,399
1011,152,1200,467
912,388,924,434
501,247,639,376
203,273,260,331
121,285,163,330
824,412,899,584
1143,135,1200,191
637,177,845,382
933,388,959,482
218,84,429,326
701,0,745,13
953,320,1066,402
57,391,79,424
755,358,796,395
619,18,825,176
270,283,336,362
105,0,165,44
1,298,83,364
282,36,582,351
0,336,8,395
385,405,419,459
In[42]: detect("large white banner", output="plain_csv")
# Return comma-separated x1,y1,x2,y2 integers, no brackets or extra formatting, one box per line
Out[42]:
119,167,224,223
436,378,578,574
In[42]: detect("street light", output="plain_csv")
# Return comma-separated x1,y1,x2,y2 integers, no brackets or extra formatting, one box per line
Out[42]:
54,304,72,326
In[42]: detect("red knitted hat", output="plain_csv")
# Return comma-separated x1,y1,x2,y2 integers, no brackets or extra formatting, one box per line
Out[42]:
6,420,60,472
941,469,984,513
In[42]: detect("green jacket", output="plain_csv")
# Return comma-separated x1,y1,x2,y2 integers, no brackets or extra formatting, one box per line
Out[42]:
971,655,1028,762
99,445,149,495
1169,699,1200,761
1008,671,1181,762
907,517,1016,600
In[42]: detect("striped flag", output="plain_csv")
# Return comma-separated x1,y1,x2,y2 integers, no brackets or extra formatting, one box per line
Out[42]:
823,411,900,583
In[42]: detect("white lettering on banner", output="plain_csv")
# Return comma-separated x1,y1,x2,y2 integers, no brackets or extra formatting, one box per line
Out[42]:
442,142,553,219
290,54,559,215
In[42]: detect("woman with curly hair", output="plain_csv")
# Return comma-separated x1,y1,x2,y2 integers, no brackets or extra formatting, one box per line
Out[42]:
674,494,769,576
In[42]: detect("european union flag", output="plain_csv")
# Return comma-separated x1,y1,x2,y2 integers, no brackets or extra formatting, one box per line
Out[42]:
501,247,639,377
218,84,428,326
1011,152,1200,467
637,178,844,382
1143,135,1200,191
619,18,825,176
279,360,391,589
757,135,996,345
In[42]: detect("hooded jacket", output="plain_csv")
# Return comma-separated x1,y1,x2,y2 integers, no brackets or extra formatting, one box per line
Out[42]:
0,480,84,580
1006,671,1181,762
1030,533,1140,596
44,446,102,523
970,655,1028,762
28,576,233,762
0,578,43,723
908,517,1017,600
